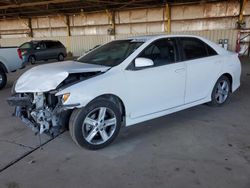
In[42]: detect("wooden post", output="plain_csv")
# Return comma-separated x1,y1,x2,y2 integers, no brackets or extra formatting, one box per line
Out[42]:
106,9,115,36
165,3,171,33
238,0,248,28
66,15,71,36
28,18,33,38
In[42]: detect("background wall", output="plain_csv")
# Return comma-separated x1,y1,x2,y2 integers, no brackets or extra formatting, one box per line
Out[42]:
0,1,249,56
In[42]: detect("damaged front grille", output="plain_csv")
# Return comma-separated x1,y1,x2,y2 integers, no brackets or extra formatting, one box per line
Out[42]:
7,92,71,137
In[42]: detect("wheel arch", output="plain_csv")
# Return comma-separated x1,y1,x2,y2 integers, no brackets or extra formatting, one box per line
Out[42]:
58,52,64,57
88,94,126,120
0,61,8,73
220,73,233,92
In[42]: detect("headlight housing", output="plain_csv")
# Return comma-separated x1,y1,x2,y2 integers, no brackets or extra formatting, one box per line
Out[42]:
61,93,70,103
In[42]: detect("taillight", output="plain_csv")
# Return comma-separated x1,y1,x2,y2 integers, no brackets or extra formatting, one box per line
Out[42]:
17,48,22,60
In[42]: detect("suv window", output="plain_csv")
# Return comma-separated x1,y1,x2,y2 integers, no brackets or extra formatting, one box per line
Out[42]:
45,41,57,49
45,41,64,49
138,38,177,67
36,42,46,50
56,41,64,48
20,42,32,49
180,37,217,60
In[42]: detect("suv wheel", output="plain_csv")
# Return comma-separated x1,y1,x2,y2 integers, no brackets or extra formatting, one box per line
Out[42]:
0,69,7,90
28,56,36,64
69,98,122,150
58,54,64,61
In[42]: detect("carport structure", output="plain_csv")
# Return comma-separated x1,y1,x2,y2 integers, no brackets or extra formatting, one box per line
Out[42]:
0,0,249,56
0,1,250,188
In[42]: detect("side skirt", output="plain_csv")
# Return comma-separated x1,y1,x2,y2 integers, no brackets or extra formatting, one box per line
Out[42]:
125,97,211,126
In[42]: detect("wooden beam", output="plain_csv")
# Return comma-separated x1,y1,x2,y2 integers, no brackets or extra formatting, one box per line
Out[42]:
66,15,71,36
0,0,80,10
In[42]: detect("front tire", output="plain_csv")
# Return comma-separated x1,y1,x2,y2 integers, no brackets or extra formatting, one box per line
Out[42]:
208,76,231,106
69,98,121,150
28,56,36,64
0,69,7,89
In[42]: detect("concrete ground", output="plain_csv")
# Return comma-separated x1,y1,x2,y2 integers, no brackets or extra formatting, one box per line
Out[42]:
0,58,250,188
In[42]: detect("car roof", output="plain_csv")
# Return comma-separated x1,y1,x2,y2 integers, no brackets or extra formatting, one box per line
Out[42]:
128,34,207,41
30,40,60,43
128,34,229,55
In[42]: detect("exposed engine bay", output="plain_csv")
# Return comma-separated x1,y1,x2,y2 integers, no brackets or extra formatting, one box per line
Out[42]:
7,71,101,136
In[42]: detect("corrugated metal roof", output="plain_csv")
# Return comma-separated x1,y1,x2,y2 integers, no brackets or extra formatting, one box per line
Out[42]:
0,0,224,19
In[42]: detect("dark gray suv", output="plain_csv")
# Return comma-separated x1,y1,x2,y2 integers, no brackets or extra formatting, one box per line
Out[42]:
20,40,67,64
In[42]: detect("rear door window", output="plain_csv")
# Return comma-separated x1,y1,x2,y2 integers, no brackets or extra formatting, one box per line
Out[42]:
180,38,207,60
179,37,218,61
207,45,218,56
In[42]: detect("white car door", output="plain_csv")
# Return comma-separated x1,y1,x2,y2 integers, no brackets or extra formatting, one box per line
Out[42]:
179,37,223,103
124,38,186,119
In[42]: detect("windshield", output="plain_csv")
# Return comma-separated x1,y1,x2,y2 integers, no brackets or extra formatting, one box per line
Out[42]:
77,40,143,67
20,42,32,49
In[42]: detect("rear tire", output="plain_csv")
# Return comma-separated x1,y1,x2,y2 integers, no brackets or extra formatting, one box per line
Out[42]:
0,69,7,90
69,98,121,150
208,76,231,107
58,53,64,61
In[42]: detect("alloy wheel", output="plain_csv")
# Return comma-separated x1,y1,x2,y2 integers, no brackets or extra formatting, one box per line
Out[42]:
82,107,117,145
215,80,229,104
0,74,3,84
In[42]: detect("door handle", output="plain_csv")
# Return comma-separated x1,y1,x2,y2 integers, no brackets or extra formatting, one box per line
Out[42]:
175,68,185,73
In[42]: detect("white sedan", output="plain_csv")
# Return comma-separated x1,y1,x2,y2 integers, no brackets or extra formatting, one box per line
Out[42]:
8,35,241,149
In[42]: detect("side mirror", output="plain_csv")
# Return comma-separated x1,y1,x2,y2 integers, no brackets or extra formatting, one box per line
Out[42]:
135,57,154,68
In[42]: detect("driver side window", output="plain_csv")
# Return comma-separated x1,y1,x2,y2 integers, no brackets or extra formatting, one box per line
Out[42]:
138,38,177,67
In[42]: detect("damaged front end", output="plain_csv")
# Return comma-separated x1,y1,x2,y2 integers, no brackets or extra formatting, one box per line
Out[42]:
7,61,110,137
7,92,74,136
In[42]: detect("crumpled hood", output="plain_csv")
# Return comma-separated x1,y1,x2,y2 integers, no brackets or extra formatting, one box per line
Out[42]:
15,61,110,93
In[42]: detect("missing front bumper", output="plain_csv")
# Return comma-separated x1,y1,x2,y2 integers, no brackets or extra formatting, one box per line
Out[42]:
7,95,39,134
7,95,78,136
14,106,39,134
7,96,32,107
